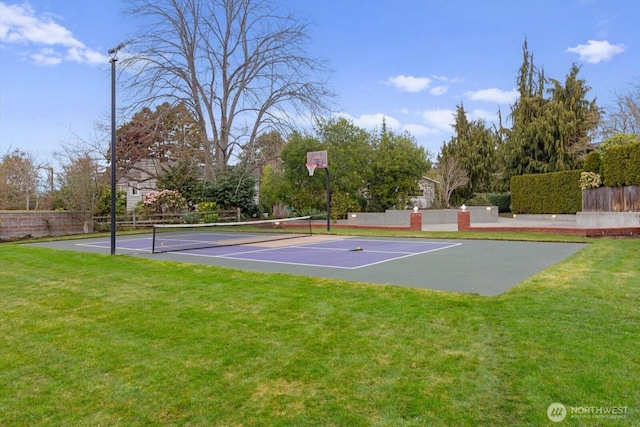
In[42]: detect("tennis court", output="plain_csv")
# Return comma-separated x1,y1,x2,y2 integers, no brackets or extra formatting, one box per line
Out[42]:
32,231,587,296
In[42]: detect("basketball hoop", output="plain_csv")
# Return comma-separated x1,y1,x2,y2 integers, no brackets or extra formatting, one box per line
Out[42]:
305,149,330,232
305,150,328,176
306,163,317,176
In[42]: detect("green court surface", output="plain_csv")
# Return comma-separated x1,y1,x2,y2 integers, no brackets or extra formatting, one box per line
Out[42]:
31,235,587,296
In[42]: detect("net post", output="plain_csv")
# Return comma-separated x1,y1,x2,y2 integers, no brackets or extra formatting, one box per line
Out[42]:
152,226,157,254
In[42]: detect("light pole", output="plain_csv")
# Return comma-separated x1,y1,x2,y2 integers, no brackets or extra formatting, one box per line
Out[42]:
109,43,125,255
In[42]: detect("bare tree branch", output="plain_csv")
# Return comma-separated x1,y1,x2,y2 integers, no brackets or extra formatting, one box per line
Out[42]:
121,0,334,180
598,80,640,140
435,156,469,208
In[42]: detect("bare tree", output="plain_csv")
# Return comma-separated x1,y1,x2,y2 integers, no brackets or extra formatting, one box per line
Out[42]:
435,156,469,208
0,149,42,210
122,0,333,181
55,147,108,233
599,80,640,140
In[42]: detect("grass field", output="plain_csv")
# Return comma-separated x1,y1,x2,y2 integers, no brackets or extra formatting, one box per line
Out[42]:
0,236,638,426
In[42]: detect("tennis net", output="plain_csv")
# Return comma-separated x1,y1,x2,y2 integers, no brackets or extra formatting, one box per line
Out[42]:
151,216,313,253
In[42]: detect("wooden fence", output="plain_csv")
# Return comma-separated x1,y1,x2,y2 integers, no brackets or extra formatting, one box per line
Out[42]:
0,211,86,240
582,186,640,212
93,208,242,231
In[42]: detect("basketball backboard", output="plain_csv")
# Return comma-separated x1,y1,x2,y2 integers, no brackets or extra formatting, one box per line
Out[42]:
306,150,328,176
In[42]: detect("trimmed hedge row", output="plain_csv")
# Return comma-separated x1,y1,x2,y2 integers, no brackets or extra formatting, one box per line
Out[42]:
464,192,511,213
602,142,640,187
511,170,582,214
485,193,511,213
584,151,602,174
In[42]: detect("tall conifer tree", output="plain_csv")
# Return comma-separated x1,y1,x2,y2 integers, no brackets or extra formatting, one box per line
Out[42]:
504,40,600,179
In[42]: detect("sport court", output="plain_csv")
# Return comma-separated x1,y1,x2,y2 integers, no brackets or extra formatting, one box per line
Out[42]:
33,232,587,296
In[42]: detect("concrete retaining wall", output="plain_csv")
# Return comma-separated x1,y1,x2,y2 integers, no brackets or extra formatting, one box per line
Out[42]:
576,212,640,228
0,211,88,240
346,207,499,227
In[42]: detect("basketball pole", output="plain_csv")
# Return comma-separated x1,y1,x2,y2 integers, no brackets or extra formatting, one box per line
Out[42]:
325,167,331,232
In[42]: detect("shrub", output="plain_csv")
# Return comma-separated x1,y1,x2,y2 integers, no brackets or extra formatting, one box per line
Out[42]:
511,170,582,214
629,143,640,185
584,151,602,175
485,192,511,213
598,133,639,154
465,193,511,212
197,201,220,223
331,192,361,221
136,190,187,217
601,143,640,187
202,167,258,216
182,212,201,224
601,140,640,187
579,172,602,190
271,202,290,219
464,193,491,207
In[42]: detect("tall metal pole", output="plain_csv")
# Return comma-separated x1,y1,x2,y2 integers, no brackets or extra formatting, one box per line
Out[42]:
110,55,117,255
108,42,125,255
325,168,330,232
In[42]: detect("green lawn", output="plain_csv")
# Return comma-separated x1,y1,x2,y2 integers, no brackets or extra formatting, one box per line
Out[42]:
0,237,638,426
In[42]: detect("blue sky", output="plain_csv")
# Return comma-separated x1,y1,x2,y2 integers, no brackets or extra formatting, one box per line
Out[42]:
1,0,638,164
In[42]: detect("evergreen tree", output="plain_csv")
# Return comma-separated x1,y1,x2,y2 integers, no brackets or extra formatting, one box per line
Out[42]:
367,127,431,211
504,41,600,179
440,104,499,203
545,65,600,168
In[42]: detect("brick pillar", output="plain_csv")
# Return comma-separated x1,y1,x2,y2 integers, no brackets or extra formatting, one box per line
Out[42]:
457,210,471,231
410,212,422,231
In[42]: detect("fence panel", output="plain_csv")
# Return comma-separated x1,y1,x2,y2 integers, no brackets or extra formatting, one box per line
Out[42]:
93,208,242,231
582,186,640,212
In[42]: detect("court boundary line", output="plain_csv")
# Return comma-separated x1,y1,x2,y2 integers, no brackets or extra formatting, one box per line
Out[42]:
175,240,462,270
74,236,462,270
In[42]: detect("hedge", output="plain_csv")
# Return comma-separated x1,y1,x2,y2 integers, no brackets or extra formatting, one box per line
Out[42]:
485,193,511,213
601,142,640,187
583,151,602,174
511,170,582,214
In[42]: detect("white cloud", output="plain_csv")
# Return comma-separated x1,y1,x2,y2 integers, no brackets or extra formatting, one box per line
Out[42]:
387,75,431,93
402,123,438,136
566,40,625,64
465,88,519,104
66,46,107,65
0,2,107,65
335,112,402,132
470,109,498,122
31,48,61,66
421,109,455,131
429,85,448,96
431,75,448,82
358,113,401,130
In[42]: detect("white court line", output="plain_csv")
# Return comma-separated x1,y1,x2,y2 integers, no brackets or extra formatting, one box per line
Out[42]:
76,237,154,253
76,236,462,269
173,241,462,270
345,243,462,269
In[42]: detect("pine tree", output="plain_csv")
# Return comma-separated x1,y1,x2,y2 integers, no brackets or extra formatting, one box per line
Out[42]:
504,41,600,179
439,104,499,203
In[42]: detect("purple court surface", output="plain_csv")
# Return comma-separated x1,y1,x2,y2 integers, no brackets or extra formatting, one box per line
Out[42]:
76,235,460,269
31,235,587,296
